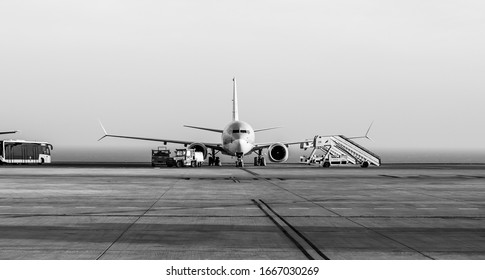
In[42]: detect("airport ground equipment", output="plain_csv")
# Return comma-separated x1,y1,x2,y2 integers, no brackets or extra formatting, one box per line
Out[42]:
151,146,171,167
0,140,53,165
167,148,204,167
299,135,381,168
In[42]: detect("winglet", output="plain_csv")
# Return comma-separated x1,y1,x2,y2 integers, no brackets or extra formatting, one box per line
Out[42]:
348,121,374,141
364,121,374,141
98,120,109,141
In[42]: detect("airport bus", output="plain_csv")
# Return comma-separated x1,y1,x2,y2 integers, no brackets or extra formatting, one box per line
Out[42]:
0,140,53,164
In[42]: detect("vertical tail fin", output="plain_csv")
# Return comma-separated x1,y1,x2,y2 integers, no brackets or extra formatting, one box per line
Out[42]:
232,77,239,121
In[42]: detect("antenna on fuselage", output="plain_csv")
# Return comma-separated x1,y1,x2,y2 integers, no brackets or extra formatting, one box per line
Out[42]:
233,77,239,121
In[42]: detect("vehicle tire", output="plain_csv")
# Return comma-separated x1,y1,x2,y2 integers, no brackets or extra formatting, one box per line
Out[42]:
38,158,45,165
198,162,202,167
323,161,331,168
215,157,221,166
361,161,369,168
208,157,214,166
191,161,196,167
176,161,183,168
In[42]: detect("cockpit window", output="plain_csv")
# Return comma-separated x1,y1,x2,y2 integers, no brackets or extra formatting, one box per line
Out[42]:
232,129,249,134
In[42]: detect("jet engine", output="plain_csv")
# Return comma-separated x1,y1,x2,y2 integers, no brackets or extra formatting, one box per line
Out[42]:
268,143,289,162
188,143,208,159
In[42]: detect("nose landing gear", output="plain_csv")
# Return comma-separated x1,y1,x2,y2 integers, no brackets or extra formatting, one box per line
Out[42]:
235,153,244,167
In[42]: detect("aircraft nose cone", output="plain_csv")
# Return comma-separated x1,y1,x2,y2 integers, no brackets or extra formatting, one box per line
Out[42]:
234,139,243,152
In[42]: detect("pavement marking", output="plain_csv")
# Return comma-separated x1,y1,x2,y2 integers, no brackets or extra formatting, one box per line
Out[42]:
0,206,12,208
331,207,352,210
155,207,181,210
289,208,310,210
75,206,95,209
117,207,139,209
458,208,479,210
203,207,225,210
33,206,53,208
374,208,395,210
245,207,259,210
416,208,437,210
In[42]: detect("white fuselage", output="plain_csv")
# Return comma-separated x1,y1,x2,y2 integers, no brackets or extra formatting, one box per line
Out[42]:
221,120,255,157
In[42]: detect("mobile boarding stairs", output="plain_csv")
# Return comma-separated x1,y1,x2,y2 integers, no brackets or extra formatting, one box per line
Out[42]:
300,135,381,168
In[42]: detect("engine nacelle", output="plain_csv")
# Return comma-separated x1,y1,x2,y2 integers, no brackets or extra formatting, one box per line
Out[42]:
268,142,289,163
188,143,208,159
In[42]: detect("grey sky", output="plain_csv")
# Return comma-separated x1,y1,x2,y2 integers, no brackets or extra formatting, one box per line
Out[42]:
1,1,484,161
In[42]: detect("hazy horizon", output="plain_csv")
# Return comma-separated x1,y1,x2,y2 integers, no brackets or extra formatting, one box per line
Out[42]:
1,1,484,161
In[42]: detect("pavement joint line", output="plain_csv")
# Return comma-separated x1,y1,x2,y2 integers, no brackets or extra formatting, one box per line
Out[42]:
95,182,177,260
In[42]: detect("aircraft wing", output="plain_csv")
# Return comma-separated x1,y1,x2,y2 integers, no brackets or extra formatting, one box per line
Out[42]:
98,123,223,150
0,130,18,135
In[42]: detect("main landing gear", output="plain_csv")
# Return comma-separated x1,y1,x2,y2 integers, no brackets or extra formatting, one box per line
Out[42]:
253,150,266,166
207,148,221,166
208,156,221,166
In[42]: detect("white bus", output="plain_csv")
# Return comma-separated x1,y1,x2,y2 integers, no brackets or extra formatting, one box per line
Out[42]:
0,140,53,164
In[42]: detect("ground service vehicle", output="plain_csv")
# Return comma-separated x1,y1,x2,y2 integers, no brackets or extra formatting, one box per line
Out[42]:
0,140,53,164
167,148,204,167
151,146,171,167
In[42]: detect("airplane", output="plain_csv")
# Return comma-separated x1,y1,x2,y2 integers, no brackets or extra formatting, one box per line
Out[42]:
0,130,18,135
98,77,303,167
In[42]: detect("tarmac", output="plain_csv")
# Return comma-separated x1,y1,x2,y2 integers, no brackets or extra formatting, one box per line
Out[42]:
0,163,484,260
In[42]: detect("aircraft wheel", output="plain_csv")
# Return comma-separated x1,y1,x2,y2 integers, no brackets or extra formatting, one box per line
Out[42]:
361,162,369,168
259,157,266,166
254,157,259,166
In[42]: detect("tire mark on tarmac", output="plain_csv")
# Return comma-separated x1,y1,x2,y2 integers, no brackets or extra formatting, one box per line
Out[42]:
241,168,435,260
252,199,328,260
257,199,330,260
95,180,178,260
